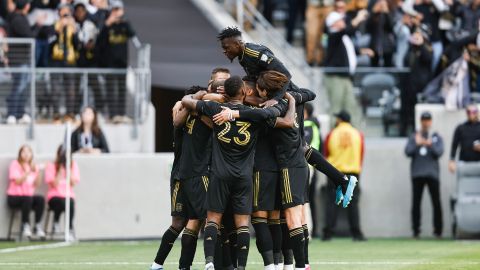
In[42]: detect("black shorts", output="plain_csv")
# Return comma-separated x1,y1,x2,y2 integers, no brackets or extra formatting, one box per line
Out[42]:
170,178,186,217
253,170,281,212
181,176,208,220
280,167,309,209
206,173,252,215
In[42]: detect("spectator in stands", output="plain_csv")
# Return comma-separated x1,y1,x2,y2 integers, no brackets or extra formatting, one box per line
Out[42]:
6,0,43,124
451,0,480,36
394,7,420,68
410,0,448,72
71,106,109,153
305,0,333,66
323,2,368,127
400,29,432,136
322,110,366,241
97,0,138,124
7,145,45,239
74,1,105,113
303,102,321,237
30,0,58,67
366,0,395,67
449,104,480,173
405,111,444,239
89,0,110,30
286,0,306,44
45,144,80,239
50,3,80,121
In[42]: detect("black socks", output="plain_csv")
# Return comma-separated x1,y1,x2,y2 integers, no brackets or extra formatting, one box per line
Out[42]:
154,226,181,265
179,228,198,269
269,219,283,265
281,219,294,266
204,221,219,264
253,217,274,266
303,224,309,265
305,146,347,187
236,226,250,269
289,227,306,268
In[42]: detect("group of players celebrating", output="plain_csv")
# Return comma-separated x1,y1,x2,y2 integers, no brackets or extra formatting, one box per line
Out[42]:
149,27,358,270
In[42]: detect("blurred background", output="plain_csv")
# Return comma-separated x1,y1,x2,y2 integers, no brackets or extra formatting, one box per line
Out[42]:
0,0,479,242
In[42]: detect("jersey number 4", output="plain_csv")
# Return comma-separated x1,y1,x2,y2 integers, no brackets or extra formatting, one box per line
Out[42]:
217,121,251,146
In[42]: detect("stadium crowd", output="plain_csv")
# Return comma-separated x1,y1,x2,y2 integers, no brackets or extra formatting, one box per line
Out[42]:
223,0,480,134
0,0,137,124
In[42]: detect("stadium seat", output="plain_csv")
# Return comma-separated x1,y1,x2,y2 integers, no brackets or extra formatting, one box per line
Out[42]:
6,210,21,241
452,162,480,238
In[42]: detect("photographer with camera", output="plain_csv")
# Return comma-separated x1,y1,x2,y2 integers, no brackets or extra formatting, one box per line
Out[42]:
50,3,80,121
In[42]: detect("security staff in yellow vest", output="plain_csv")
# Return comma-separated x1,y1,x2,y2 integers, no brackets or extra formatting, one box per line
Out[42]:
322,110,366,241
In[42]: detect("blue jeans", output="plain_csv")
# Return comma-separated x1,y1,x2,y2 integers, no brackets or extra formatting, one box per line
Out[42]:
7,65,31,118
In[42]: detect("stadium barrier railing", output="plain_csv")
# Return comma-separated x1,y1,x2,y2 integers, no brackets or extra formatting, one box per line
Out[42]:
0,38,151,139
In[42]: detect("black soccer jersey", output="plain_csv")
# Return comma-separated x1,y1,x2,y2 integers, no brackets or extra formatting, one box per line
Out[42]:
239,43,291,81
269,112,307,169
177,114,212,179
254,126,279,172
171,127,183,180
288,88,316,140
196,101,282,179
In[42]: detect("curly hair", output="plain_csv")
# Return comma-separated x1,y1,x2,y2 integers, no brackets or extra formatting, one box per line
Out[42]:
217,26,242,41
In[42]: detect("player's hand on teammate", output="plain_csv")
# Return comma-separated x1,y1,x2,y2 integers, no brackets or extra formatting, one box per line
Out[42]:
202,93,226,103
213,106,234,125
260,99,278,108
192,90,208,100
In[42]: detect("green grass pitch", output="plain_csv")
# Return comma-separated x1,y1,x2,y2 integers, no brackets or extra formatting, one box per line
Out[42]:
1,238,480,270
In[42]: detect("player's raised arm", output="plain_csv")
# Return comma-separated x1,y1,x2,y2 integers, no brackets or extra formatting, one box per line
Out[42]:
181,90,207,111
172,101,189,128
274,92,296,128
289,88,316,105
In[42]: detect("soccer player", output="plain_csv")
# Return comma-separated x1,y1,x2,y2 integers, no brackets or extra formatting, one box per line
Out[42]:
174,86,213,270
150,105,187,270
182,76,296,270
216,26,357,209
214,71,312,270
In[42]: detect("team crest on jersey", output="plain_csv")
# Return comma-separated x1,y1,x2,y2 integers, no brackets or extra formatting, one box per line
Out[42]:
175,203,183,212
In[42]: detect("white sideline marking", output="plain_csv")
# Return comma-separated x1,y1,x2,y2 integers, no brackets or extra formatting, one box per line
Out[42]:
0,261,479,266
0,242,72,254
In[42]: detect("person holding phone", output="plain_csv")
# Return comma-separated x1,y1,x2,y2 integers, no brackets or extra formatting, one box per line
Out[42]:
405,112,444,239
71,106,110,154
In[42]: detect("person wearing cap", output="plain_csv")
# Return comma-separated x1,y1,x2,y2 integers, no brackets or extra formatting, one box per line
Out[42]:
449,104,480,173
322,110,366,241
323,0,369,127
405,111,444,239
97,0,137,123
